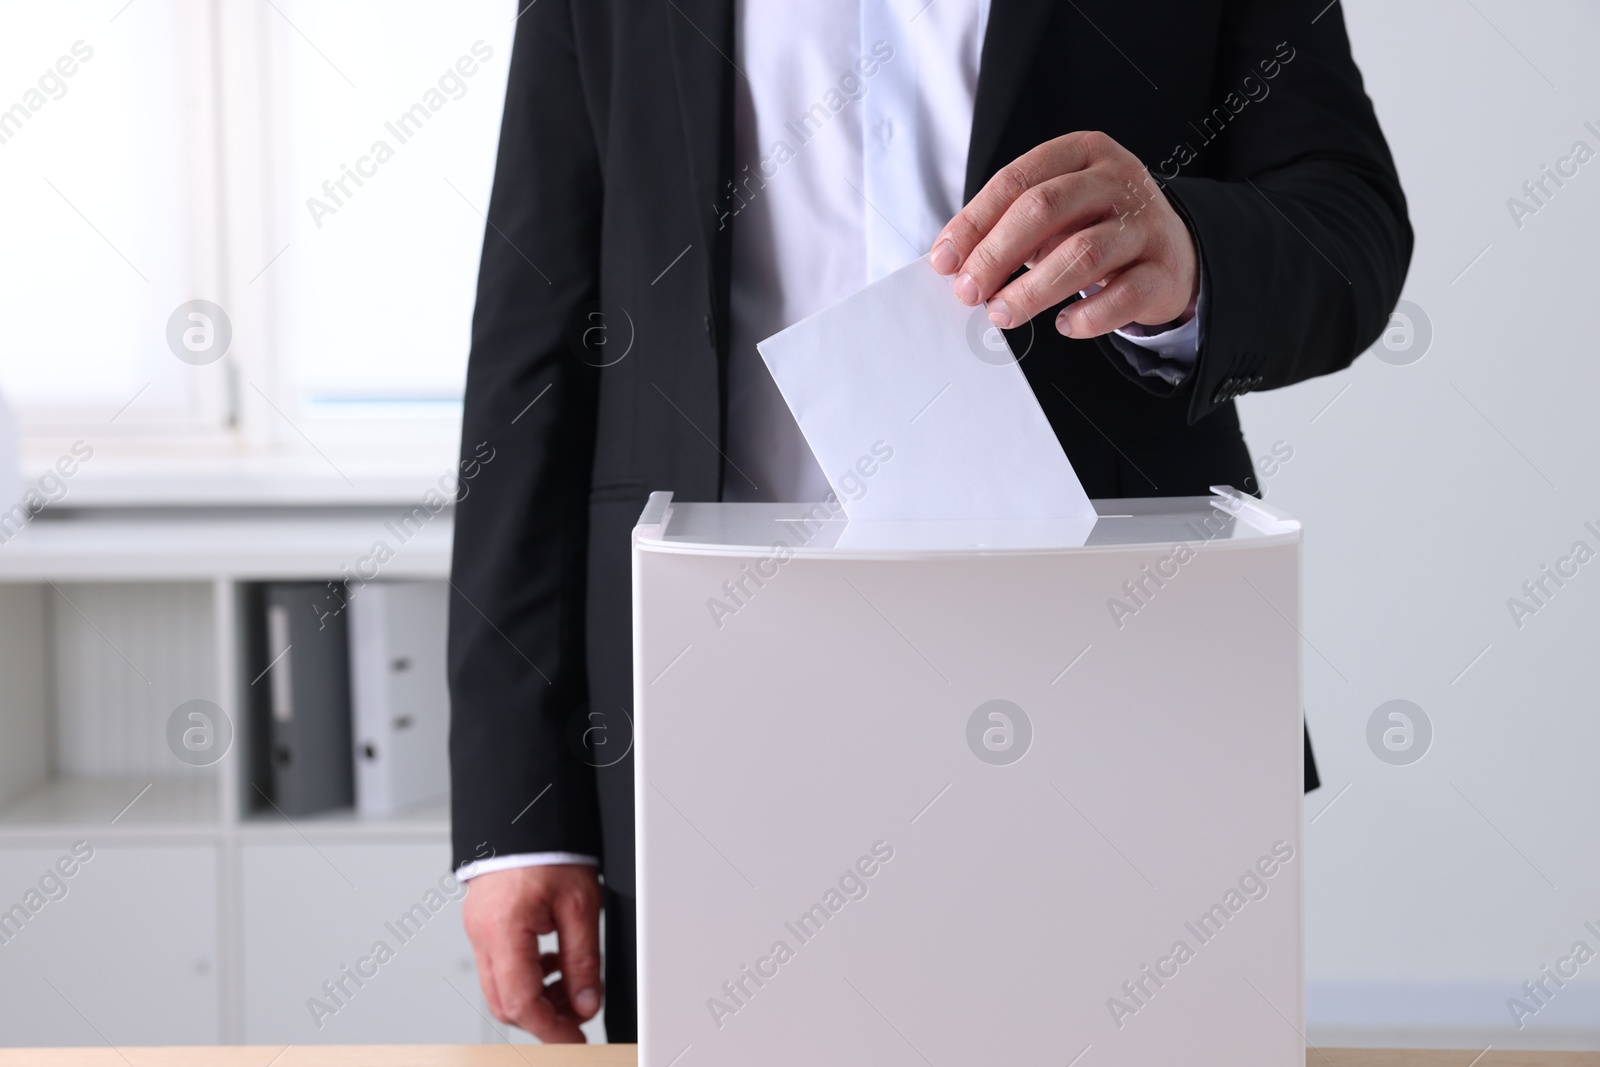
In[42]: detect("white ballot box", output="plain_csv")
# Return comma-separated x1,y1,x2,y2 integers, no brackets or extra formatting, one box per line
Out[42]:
632,488,1304,1067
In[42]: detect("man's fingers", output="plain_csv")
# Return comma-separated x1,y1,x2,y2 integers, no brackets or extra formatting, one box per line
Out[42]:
986,220,1141,329
1023,233,1069,269
461,866,602,1044
552,882,605,1022
488,923,582,1042
929,133,1104,273
953,172,1125,308
1056,263,1169,339
540,987,574,1018
536,951,575,1015
475,945,505,1023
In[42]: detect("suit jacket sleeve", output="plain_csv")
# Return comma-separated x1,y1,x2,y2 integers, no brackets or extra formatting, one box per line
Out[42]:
1098,0,1413,423
448,0,603,872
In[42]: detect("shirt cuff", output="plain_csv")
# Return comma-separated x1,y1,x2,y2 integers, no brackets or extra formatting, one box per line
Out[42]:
455,852,600,881
1094,274,1206,386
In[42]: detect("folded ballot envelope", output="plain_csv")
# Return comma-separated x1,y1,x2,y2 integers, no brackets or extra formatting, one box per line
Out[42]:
756,256,1097,537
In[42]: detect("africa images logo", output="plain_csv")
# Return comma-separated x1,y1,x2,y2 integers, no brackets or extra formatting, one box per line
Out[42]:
966,700,1032,766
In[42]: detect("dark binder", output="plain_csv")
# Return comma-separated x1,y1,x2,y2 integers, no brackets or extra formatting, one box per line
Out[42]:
263,582,354,817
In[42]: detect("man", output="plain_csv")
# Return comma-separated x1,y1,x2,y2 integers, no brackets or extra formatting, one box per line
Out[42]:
449,0,1411,1043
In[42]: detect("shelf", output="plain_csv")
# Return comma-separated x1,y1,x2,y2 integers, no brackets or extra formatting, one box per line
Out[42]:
19,442,464,509
0,509,453,581
0,776,222,839
0,778,450,844
239,797,450,842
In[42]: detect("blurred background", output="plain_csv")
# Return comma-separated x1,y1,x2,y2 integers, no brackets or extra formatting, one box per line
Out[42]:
0,0,1595,1052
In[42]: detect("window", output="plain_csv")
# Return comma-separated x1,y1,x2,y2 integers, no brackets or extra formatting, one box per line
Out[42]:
0,2,213,426
0,0,513,478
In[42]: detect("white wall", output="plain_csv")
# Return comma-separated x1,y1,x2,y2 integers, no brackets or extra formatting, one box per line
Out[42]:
1236,0,1600,1049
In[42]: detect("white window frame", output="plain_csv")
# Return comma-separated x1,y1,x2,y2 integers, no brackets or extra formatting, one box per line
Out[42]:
13,0,469,503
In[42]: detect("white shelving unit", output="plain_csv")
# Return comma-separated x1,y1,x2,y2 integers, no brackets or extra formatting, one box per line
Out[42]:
0,507,512,1046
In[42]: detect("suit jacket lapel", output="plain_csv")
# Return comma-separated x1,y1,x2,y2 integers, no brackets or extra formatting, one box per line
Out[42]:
665,0,735,302
965,0,1057,201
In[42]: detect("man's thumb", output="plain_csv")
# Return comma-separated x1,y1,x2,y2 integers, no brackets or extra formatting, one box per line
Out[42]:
553,882,604,1020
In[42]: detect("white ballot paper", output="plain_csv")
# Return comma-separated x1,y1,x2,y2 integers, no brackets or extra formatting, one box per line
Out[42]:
757,257,1097,530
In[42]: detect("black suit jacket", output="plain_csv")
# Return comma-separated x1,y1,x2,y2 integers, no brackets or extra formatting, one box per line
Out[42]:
448,0,1411,892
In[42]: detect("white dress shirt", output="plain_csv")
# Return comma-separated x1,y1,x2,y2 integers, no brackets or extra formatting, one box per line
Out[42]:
722,0,1198,505
458,0,1198,882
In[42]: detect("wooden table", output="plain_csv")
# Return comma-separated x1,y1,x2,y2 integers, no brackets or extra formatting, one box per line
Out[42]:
2,1048,1594,1066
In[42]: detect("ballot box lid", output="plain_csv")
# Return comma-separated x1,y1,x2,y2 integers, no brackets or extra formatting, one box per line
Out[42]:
633,486,1299,560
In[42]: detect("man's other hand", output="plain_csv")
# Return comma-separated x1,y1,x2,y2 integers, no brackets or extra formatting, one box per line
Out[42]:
462,864,603,1042
929,131,1199,339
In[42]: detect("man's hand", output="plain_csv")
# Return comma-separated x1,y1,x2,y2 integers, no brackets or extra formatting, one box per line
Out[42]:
929,131,1199,339
462,864,603,1043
